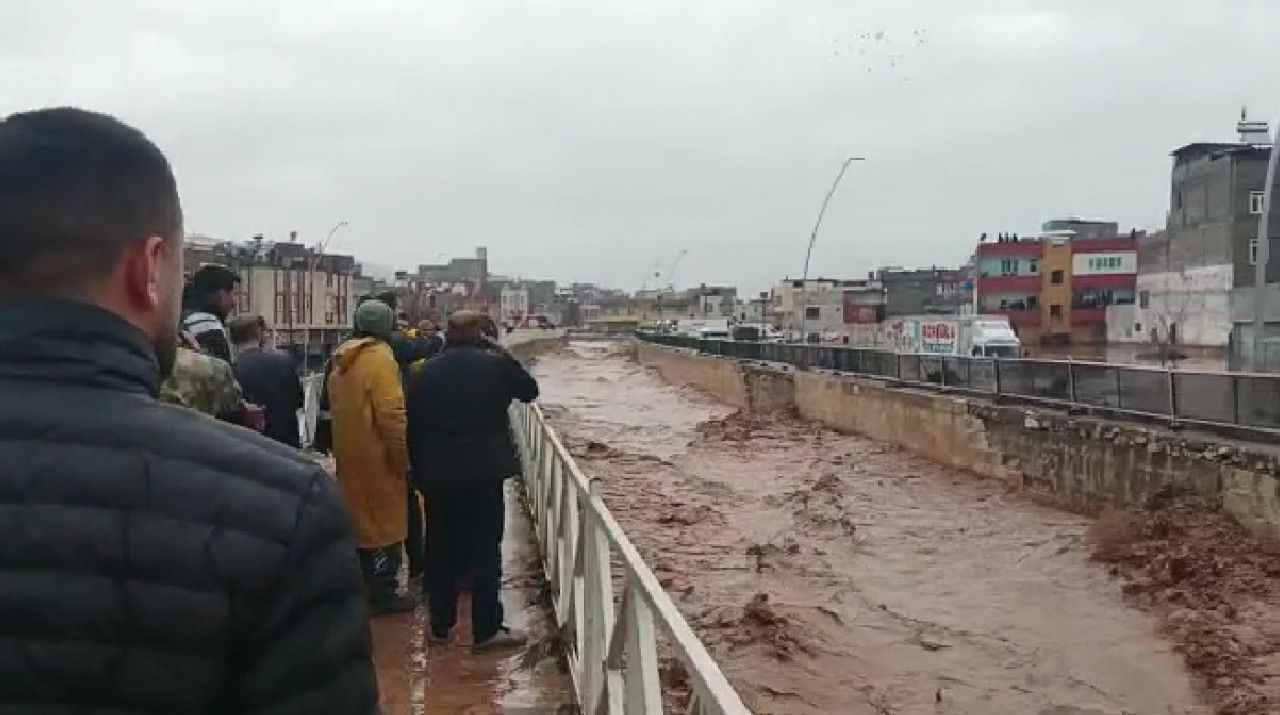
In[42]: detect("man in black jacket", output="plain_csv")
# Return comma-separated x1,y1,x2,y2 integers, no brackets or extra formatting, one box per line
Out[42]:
229,314,304,447
407,310,539,651
0,107,378,713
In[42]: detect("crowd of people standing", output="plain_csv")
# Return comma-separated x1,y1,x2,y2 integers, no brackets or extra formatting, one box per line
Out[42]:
0,106,540,713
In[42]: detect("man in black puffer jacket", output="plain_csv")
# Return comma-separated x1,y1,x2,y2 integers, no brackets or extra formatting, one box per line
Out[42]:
0,108,377,713
406,310,539,651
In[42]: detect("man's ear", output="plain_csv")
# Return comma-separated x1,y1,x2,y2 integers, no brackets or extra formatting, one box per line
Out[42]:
120,236,168,310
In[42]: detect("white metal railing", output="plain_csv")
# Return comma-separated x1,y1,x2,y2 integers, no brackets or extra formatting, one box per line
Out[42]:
511,401,751,715
300,373,324,447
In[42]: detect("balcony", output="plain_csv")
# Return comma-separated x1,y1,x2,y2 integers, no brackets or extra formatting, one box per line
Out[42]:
978,274,1041,293
1072,274,1135,291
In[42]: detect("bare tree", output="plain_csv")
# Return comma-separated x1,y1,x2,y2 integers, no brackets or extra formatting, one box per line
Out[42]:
1145,266,1196,367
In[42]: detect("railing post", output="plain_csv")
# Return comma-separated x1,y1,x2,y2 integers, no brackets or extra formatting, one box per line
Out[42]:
1115,366,1124,410
1167,368,1177,419
623,581,662,714
993,358,1002,397
1233,375,1241,425
939,358,947,388
1067,360,1077,404
582,481,615,715
896,354,903,381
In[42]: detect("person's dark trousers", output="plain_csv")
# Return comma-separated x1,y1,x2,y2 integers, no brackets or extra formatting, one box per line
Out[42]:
357,545,402,605
406,483,426,580
425,481,505,641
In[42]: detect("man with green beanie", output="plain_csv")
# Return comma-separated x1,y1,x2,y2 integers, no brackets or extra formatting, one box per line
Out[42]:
328,300,414,615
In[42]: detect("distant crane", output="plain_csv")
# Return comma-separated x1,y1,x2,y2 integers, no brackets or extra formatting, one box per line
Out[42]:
664,249,688,291
655,249,688,327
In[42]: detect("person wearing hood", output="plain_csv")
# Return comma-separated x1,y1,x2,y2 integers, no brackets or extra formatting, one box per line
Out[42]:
328,299,414,615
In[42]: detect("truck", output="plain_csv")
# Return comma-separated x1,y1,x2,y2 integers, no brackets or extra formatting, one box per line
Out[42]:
881,315,1022,358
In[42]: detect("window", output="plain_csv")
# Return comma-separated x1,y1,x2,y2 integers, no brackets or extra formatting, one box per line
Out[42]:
1050,270,1064,284
1134,323,1142,332
999,259,1020,275
1250,238,1259,265
1250,191,1265,215
1139,290,1150,309
1050,304,1063,319
1027,295,1039,309
1029,260,1039,274
805,306,820,319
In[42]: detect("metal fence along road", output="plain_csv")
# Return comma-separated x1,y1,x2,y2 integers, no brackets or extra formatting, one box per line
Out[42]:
638,333,1280,431
511,400,751,715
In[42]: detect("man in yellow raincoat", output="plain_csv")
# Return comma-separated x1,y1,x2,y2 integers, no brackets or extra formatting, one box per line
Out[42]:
328,300,413,615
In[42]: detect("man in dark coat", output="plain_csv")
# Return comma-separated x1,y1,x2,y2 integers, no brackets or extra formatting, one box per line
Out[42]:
229,314,303,447
0,107,378,713
406,310,539,651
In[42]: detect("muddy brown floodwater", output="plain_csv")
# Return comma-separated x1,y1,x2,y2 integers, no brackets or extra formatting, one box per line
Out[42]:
532,341,1210,715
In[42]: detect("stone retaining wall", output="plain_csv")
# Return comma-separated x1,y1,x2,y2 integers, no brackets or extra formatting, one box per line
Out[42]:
636,341,1280,537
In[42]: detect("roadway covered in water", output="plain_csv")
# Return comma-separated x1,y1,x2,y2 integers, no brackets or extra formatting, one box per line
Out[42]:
369,480,575,714
529,340,1209,714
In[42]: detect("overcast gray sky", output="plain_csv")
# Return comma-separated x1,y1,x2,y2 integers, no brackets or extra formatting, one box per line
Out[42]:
6,1,1277,293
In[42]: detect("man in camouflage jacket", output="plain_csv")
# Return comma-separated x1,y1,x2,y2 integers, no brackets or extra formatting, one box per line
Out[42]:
161,331,260,427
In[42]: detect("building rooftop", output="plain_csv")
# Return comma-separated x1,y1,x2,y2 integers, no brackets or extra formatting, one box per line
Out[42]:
1171,142,1271,160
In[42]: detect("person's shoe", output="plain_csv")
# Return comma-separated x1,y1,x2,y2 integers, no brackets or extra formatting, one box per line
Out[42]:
428,628,452,647
369,592,416,617
472,626,527,653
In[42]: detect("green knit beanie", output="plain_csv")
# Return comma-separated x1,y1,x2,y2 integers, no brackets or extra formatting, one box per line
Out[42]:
354,300,394,340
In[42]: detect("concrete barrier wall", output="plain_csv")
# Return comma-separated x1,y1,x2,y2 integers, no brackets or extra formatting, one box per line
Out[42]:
636,341,1280,537
636,342,793,413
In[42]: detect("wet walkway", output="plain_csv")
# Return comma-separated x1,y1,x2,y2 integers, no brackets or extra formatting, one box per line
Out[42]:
533,341,1209,714
370,481,575,714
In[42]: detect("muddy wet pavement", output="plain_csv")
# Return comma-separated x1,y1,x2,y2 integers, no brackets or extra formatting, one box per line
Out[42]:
369,481,574,714
533,341,1210,714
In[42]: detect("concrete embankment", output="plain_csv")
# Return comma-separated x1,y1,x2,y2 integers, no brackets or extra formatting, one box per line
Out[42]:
636,341,1280,539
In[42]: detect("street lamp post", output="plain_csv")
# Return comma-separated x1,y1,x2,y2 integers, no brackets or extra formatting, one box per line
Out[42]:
304,220,348,372
799,157,865,344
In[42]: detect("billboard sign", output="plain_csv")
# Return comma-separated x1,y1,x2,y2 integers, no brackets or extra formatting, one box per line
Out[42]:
919,320,958,354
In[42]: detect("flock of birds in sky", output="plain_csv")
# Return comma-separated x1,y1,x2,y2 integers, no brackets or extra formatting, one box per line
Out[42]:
831,28,928,82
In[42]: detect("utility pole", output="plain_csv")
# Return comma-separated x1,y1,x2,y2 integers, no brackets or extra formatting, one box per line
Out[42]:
799,157,865,343
1253,121,1277,365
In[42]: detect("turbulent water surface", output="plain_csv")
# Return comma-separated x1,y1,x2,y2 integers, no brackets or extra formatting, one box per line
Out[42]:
531,340,1207,715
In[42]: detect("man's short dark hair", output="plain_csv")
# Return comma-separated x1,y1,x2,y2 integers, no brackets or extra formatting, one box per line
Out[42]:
0,108,182,296
191,264,240,294
376,290,398,311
